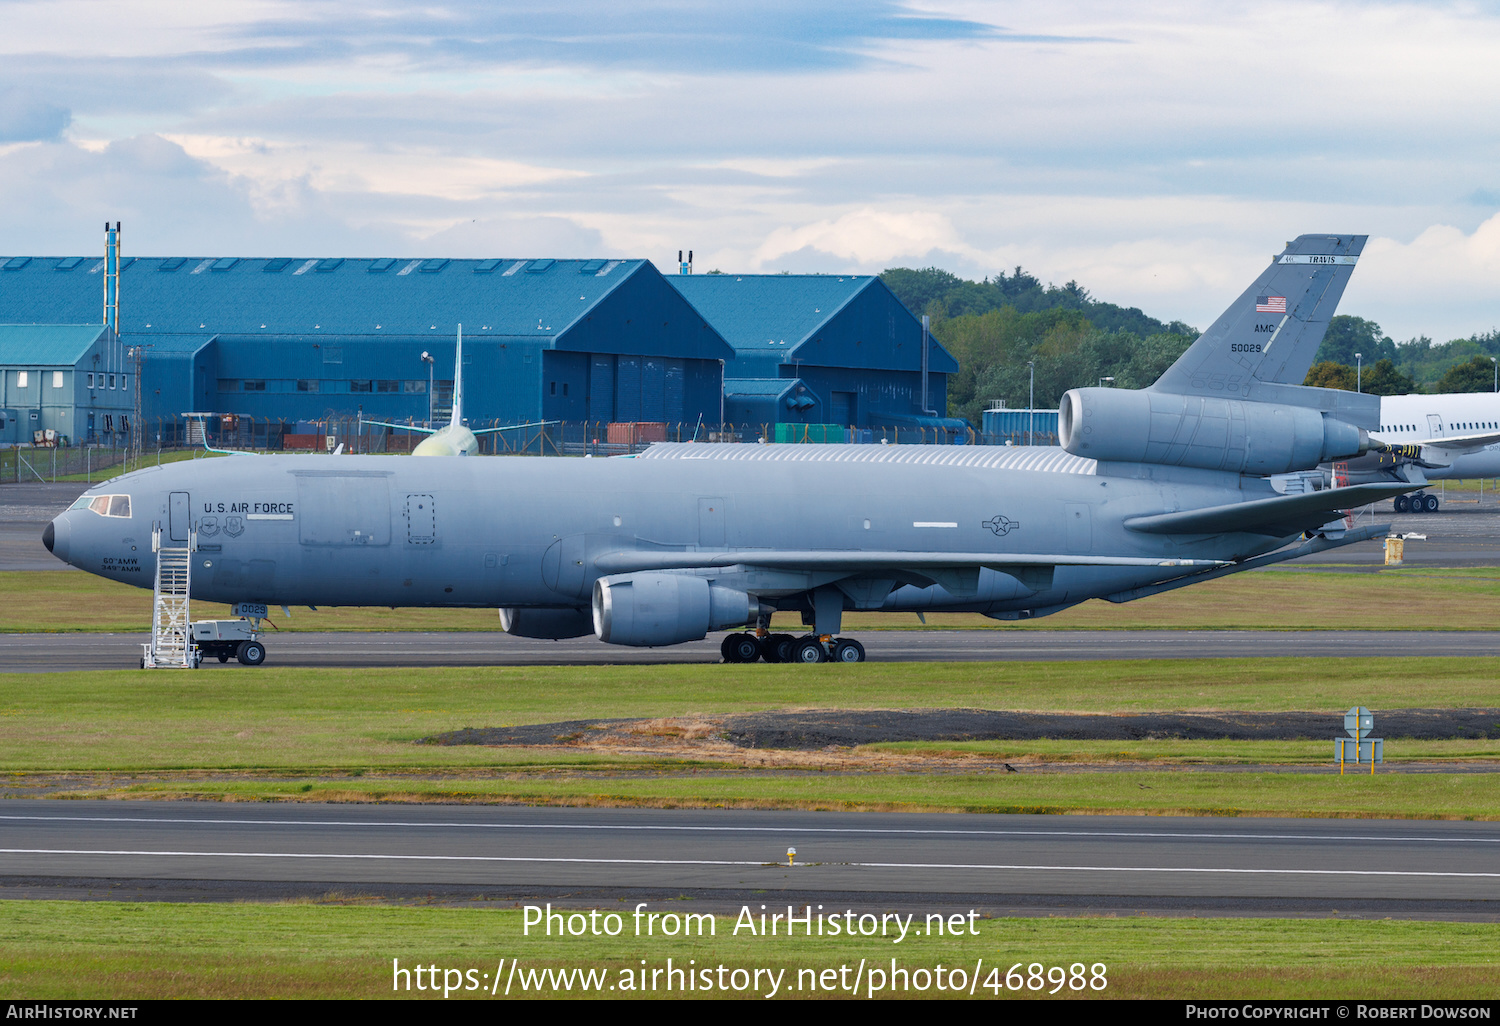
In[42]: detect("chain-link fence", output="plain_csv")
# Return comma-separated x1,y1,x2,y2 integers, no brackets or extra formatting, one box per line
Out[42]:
3,416,1027,483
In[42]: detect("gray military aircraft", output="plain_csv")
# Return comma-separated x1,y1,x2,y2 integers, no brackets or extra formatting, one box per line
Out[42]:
44,234,1422,664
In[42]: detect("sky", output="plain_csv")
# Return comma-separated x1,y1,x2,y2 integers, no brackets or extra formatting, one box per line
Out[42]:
2,0,1500,342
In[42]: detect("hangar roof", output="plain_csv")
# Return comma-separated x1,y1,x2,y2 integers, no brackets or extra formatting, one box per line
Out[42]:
668,274,871,355
125,333,217,358
0,257,632,338
669,273,957,377
0,324,106,365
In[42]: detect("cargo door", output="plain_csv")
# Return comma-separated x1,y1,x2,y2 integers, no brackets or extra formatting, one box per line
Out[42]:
295,473,391,546
169,491,191,542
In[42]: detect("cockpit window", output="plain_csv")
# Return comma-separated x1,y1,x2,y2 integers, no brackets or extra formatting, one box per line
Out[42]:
72,494,131,518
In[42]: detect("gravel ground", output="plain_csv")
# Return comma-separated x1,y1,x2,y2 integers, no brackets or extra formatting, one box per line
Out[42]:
427,708,1500,750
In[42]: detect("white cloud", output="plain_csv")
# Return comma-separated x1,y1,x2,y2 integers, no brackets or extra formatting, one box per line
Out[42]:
162,133,587,207
1342,216,1500,341
751,208,980,269
2,2,1500,340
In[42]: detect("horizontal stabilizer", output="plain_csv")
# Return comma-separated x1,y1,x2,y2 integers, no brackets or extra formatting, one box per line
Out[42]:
594,550,1223,575
1124,482,1413,537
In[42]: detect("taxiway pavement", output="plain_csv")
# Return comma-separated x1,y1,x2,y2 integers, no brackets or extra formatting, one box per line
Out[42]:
1,800,1496,918
6,627,1500,671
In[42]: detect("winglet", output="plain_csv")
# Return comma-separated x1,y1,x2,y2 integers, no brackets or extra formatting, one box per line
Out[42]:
1154,235,1366,398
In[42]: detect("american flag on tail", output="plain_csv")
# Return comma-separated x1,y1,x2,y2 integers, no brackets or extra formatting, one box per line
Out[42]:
1256,295,1287,313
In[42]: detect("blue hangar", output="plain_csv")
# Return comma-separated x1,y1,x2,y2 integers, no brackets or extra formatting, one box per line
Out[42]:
669,273,959,431
0,253,732,443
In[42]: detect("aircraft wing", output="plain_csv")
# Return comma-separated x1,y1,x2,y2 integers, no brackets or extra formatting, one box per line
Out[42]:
362,420,435,435
594,551,1223,574
472,420,560,436
1412,430,1500,453
1124,482,1413,537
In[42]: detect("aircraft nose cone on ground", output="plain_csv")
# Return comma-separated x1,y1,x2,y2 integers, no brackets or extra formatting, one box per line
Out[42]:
43,515,68,563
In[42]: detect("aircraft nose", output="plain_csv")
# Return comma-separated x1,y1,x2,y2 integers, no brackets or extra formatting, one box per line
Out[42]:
44,515,70,563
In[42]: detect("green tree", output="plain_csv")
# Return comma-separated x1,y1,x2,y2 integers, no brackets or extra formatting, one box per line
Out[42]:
1114,332,1194,390
1436,355,1499,393
1360,358,1416,396
881,266,1191,338
1303,361,1357,391
1315,316,1398,367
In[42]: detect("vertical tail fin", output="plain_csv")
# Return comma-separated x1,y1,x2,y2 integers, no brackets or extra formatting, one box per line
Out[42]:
1153,234,1366,398
451,324,464,426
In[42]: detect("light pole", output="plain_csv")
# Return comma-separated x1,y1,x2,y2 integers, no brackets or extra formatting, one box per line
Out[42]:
420,351,435,427
1492,357,1497,392
1355,352,1363,392
1027,360,1035,446
1099,376,1114,388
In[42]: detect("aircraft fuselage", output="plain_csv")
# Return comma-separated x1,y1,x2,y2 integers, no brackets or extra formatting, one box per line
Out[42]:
46,451,1283,618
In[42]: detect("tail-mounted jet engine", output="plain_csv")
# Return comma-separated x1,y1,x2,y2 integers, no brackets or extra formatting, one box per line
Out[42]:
592,572,752,647
1059,387,1369,475
499,607,595,640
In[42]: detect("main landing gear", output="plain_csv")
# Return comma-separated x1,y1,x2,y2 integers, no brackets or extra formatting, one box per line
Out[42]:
720,632,866,663
1395,492,1440,513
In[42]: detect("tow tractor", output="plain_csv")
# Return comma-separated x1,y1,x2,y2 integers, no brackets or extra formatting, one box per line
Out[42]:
191,611,268,665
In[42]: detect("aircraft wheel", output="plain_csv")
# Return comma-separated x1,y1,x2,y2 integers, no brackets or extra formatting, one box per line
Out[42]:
723,633,762,663
758,636,782,663
1394,495,1409,513
770,634,797,663
832,638,866,663
792,637,827,664
236,640,266,666
720,634,742,662
1425,494,1440,512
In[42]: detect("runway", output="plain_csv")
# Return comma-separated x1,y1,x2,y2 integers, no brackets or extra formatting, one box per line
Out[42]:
6,627,1500,671
1,800,1497,918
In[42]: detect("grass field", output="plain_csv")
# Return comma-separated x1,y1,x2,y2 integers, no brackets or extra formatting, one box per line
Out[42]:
0,902,1494,999
1,659,1496,817
6,564,1500,633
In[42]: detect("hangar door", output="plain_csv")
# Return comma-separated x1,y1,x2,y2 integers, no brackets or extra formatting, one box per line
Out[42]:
588,356,614,422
